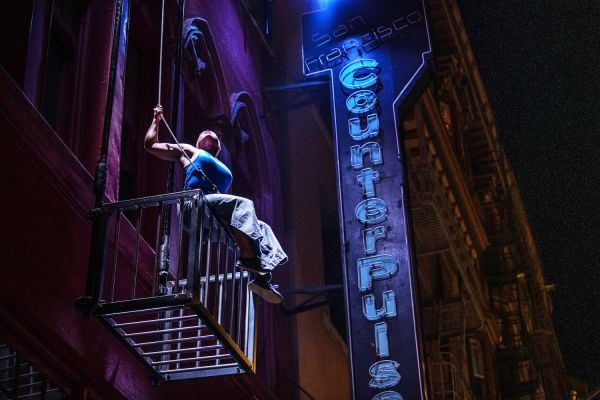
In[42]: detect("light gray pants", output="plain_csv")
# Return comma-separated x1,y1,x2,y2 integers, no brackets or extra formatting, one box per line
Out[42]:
204,194,288,271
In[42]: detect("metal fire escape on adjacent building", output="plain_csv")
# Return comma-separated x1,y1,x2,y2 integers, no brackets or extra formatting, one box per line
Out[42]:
483,192,546,400
482,177,568,399
403,110,482,400
423,0,568,397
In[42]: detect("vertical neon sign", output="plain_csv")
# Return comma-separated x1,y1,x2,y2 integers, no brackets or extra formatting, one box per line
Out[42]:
301,1,431,399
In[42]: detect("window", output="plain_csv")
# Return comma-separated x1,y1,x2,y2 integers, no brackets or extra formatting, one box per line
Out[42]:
41,0,85,146
120,41,145,201
506,317,523,347
120,0,172,200
516,360,533,384
0,1,34,86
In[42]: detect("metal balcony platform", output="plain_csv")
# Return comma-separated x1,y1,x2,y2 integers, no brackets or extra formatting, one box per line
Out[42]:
95,289,254,381
79,190,257,382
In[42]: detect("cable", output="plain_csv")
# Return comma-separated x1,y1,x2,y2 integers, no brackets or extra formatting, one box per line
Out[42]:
157,0,165,105
155,0,218,194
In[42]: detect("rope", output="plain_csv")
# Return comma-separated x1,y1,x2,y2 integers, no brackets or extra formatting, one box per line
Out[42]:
152,0,234,294
157,0,165,105
152,2,238,275
155,0,219,194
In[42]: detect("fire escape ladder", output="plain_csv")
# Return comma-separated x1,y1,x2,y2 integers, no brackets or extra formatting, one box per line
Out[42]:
426,293,474,400
427,352,473,400
76,190,257,382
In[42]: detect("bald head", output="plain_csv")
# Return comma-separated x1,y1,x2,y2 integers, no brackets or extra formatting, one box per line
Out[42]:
195,130,221,156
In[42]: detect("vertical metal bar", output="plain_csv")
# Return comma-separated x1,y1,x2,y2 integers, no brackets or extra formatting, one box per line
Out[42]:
213,228,223,322
187,196,200,294
216,287,224,365
214,231,224,366
246,284,256,363
203,217,213,306
243,278,251,354
229,252,239,337
13,354,20,398
131,207,143,298
222,238,232,327
236,265,245,345
195,318,203,369
159,309,169,373
155,308,165,373
110,210,122,302
175,199,185,293
176,307,184,370
199,217,206,302
153,204,164,295
197,199,206,297
195,198,205,368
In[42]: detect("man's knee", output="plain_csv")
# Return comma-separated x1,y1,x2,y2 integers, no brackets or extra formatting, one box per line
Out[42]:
237,196,254,210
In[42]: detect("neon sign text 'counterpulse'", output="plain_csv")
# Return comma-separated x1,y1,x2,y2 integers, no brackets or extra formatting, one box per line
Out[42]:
340,58,404,399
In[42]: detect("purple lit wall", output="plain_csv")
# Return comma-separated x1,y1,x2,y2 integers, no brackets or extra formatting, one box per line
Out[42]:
0,0,290,398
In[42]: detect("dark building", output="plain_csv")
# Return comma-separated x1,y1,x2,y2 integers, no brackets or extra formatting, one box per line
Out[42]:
0,0,575,399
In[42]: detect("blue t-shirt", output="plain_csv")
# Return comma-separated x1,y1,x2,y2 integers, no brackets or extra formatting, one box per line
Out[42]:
184,150,233,193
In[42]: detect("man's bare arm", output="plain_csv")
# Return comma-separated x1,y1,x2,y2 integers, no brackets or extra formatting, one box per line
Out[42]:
144,105,195,165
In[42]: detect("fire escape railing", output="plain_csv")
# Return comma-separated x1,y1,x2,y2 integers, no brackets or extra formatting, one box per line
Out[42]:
427,352,473,400
76,190,256,382
0,342,67,399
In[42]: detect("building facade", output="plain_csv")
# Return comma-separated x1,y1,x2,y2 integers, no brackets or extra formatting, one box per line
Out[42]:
0,0,572,399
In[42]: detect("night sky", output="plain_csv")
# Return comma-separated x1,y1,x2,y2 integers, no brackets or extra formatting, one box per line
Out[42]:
456,0,600,389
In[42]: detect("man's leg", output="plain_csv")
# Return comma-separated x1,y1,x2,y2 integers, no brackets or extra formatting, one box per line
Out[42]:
205,194,283,303
232,227,264,270
206,194,266,271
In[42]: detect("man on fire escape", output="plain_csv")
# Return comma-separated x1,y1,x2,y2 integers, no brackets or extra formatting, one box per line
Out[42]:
144,105,287,304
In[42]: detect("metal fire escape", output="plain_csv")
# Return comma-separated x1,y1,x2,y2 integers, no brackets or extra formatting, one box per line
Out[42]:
0,342,67,399
76,190,256,383
424,288,478,400
403,117,476,400
73,0,257,384
483,194,544,400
